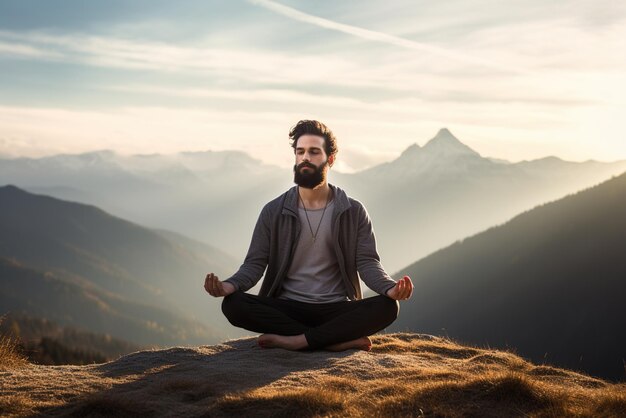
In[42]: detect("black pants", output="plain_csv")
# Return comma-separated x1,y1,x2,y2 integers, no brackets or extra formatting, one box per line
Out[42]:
221,291,399,349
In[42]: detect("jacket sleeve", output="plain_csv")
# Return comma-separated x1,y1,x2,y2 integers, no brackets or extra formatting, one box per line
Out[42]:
355,203,397,297
223,205,271,292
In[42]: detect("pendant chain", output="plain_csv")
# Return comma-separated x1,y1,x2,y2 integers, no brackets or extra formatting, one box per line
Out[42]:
298,186,332,243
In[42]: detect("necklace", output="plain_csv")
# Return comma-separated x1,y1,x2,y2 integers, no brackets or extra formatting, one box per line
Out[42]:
298,186,332,243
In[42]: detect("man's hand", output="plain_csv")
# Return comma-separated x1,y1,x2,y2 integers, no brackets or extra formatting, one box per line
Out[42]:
204,273,236,298
386,275,413,301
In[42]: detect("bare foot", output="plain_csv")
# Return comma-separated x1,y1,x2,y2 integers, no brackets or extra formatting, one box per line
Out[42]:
258,334,309,351
325,336,372,352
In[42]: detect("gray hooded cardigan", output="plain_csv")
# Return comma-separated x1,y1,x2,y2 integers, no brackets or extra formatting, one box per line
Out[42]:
223,183,397,300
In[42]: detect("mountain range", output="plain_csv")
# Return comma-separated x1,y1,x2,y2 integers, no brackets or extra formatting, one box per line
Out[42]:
341,128,626,271
0,185,243,347
2,128,624,272
389,171,626,381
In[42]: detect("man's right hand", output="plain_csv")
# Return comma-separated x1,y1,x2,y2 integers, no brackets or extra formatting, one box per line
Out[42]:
204,273,236,297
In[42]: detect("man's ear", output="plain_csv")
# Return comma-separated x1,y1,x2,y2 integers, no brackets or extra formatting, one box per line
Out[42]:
328,154,335,167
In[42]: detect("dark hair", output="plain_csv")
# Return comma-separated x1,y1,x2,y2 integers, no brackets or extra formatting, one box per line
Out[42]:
289,120,338,158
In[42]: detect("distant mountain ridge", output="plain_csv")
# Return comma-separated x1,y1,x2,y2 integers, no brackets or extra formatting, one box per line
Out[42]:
389,171,626,381
0,185,242,347
354,128,491,188
340,129,626,270
2,129,626,271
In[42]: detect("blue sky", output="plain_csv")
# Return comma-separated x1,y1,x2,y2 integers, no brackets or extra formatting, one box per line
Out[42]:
0,0,624,172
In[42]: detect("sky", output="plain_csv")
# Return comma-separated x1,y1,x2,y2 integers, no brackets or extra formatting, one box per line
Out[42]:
0,0,624,173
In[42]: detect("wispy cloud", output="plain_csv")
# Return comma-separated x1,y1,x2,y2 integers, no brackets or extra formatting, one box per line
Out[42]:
0,22,620,101
0,30,365,85
109,83,594,110
0,40,62,59
109,85,372,108
249,0,532,75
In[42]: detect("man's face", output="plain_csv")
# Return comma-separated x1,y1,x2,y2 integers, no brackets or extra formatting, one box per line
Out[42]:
293,134,334,189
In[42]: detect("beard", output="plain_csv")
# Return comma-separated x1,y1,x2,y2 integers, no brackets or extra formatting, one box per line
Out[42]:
293,160,329,189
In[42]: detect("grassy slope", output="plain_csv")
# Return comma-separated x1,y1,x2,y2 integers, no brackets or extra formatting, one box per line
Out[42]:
1,333,625,417
391,172,626,381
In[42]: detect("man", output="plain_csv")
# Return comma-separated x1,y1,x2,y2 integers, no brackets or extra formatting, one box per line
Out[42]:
204,120,413,351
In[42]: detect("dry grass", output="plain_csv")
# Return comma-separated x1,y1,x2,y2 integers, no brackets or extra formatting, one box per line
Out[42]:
0,315,28,371
1,332,625,417
0,316,32,417
0,394,34,417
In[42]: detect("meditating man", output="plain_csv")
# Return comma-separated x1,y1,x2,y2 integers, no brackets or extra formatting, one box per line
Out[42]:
204,120,413,351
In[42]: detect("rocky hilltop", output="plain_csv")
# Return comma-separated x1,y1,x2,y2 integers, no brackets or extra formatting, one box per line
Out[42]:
1,333,624,417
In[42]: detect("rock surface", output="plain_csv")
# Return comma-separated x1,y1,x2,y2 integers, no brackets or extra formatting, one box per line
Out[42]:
1,333,624,417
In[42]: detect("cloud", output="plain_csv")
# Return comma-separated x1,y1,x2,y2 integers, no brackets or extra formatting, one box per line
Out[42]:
0,29,366,86
0,40,62,59
2,88,622,171
249,0,531,75
0,19,622,103
106,79,596,112
107,85,371,108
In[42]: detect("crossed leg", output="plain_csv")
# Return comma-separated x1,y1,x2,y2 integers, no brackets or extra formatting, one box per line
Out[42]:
221,291,398,351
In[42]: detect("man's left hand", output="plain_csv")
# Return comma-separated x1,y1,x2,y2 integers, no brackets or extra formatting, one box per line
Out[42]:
386,275,413,300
